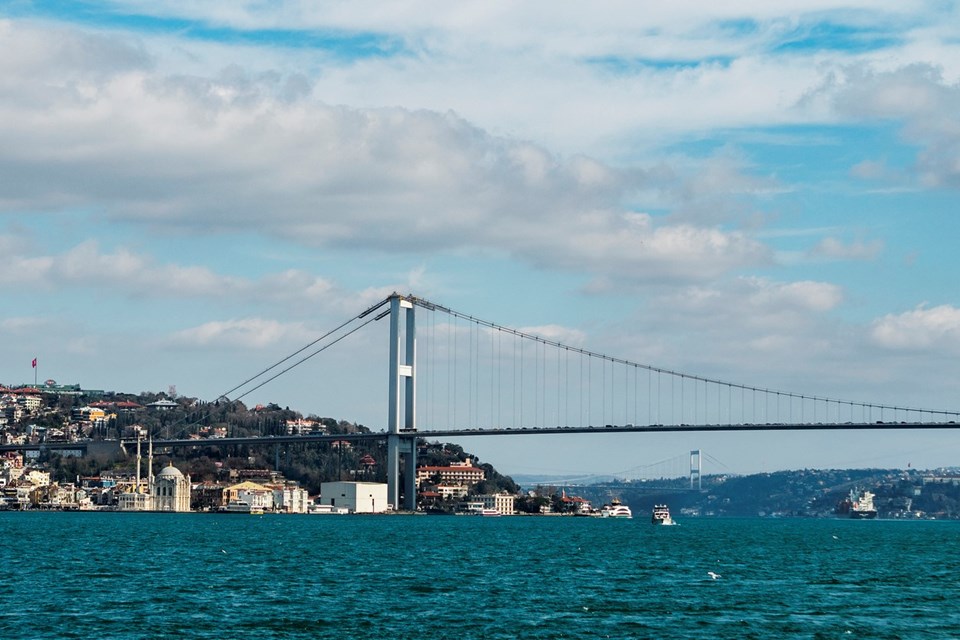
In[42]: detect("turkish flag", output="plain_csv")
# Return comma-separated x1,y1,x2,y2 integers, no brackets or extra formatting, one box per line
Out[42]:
32,358,37,368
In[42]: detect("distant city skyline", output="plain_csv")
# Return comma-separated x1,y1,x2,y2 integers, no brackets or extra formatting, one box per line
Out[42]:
2,2,959,475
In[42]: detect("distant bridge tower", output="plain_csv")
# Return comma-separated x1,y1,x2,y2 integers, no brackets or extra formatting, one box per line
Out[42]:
386,294,417,511
690,449,702,490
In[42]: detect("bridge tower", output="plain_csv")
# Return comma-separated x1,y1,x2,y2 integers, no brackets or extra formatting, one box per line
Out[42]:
690,449,702,490
386,294,417,510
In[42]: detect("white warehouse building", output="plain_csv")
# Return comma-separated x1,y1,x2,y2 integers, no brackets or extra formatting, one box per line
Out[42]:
319,481,389,513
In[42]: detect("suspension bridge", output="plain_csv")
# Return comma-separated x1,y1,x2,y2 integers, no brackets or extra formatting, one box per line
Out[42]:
8,293,959,510
165,293,960,509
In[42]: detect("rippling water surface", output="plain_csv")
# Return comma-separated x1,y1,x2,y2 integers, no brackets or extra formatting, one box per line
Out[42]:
1,512,958,639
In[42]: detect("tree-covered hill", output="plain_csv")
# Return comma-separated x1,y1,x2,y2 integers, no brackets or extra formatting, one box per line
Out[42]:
33,390,517,497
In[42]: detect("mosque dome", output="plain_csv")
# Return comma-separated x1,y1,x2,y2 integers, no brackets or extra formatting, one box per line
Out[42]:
157,464,184,478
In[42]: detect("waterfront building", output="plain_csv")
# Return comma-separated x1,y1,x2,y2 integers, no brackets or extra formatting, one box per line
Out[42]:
415,458,485,488
224,481,275,511
272,484,310,514
191,482,225,511
559,492,592,514
319,481,389,513
478,493,515,515
118,488,150,511
419,490,442,505
435,484,469,499
30,483,88,509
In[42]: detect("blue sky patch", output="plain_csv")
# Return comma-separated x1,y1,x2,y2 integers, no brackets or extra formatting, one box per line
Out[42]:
772,21,903,54
8,0,405,59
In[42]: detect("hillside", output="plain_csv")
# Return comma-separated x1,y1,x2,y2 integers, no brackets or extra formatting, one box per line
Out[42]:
4,388,516,497
554,468,960,519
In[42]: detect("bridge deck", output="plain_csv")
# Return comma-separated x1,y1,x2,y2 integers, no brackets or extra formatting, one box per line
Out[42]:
2,421,954,453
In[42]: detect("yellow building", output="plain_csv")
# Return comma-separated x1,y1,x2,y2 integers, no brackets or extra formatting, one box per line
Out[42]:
224,481,275,511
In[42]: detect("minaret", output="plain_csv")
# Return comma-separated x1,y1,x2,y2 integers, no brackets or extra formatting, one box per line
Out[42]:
148,436,154,511
136,435,142,493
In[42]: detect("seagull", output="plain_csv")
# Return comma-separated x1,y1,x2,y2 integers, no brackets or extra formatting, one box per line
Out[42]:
221,549,227,554
707,571,721,580
832,535,839,540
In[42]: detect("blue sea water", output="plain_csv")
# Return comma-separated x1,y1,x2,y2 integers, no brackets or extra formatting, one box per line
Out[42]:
1,513,958,639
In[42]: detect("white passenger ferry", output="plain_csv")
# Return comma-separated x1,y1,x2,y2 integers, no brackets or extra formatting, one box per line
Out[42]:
600,498,632,518
651,504,675,525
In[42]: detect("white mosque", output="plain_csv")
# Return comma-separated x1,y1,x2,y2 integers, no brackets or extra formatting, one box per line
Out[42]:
118,437,191,512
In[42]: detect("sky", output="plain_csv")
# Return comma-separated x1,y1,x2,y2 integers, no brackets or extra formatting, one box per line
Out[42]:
2,1,960,478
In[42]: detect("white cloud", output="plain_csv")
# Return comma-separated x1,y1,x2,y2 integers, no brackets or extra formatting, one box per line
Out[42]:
0,239,345,308
665,276,843,323
751,279,844,312
106,2,942,60
871,304,960,353
818,64,960,189
809,236,883,261
607,276,846,381
0,317,51,333
167,318,310,349
0,20,778,288
517,324,587,346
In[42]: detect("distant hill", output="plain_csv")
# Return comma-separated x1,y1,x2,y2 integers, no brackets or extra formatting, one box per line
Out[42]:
510,473,621,488
536,467,960,519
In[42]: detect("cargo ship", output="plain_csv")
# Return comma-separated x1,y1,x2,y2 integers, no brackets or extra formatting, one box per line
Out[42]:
848,489,878,519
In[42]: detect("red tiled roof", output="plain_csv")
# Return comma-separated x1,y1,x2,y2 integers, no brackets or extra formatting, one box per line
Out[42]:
90,400,142,408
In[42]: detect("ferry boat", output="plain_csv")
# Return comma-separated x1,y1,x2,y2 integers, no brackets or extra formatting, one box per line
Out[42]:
462,502,501,516
220,500,263,515
651,504,675,525
307,503,349,515
849,489,878,519
600,498,632,518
